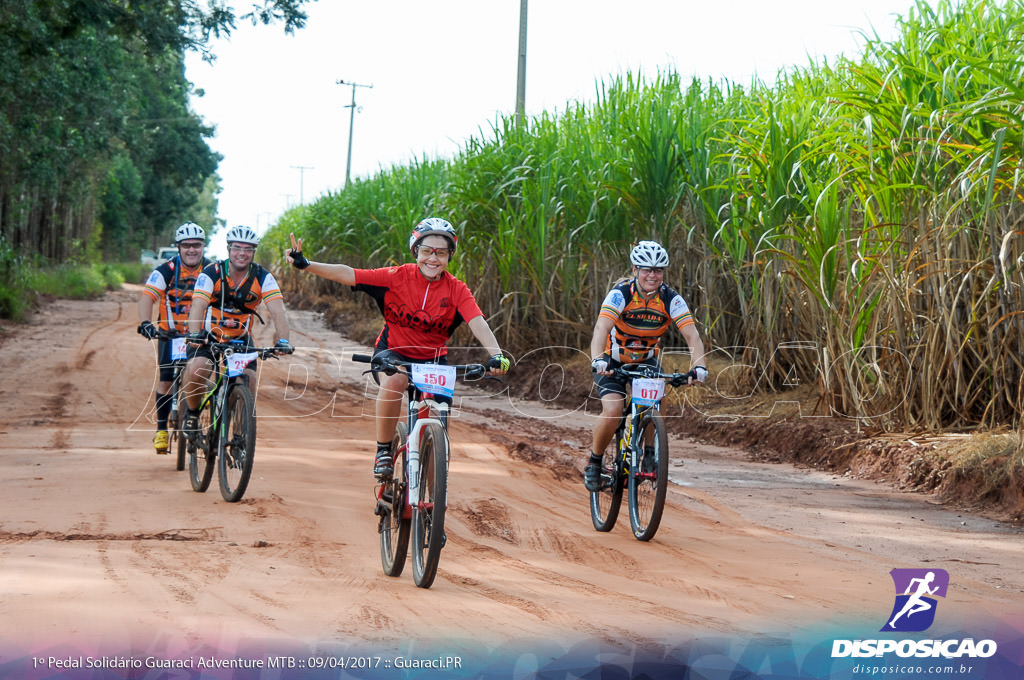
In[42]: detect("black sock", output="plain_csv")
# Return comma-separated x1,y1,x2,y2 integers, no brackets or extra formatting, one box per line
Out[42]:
376,441,391,453
155,392,172,430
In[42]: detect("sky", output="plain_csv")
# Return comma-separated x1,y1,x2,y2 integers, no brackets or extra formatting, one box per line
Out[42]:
184,0,928,257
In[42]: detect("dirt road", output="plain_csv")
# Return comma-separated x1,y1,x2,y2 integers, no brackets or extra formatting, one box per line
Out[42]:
0,287,1021,676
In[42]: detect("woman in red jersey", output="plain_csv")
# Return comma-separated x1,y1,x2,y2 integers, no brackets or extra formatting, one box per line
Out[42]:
286,218,510,479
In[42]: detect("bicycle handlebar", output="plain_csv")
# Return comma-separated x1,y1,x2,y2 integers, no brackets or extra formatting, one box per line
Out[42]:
208,341,294,360
605,363,699,387
352,353,490,381
149,331,293,359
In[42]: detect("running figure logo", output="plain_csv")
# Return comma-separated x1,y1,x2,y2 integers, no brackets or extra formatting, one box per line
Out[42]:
881,568,949,632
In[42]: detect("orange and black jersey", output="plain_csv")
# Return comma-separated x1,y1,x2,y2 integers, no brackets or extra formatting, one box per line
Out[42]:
142,256,212,332
598,279,695,363
193,262,283,341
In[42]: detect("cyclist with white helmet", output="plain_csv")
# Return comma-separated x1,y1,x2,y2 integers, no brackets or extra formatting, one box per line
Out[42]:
584,240,707,491
285,217,510,479
181,225,293,429
137,222,211,454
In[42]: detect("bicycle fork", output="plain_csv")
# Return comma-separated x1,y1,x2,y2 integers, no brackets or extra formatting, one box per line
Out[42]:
406,416,443,506
620,405,659,481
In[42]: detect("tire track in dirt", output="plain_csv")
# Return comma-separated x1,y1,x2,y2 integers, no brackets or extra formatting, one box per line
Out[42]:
0,528,216,542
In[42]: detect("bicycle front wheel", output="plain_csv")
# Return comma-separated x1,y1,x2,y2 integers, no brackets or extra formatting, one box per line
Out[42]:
380,422,410,577
411,422,448,589
173,375,186,472
628,409,669,541
187,398,215,492
218,383,256,502
589,436,624,532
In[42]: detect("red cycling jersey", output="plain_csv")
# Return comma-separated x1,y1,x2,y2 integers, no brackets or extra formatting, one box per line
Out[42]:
352,263,484,360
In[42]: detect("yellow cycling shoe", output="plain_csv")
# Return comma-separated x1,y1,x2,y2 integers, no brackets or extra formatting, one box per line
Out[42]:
153,430,169,454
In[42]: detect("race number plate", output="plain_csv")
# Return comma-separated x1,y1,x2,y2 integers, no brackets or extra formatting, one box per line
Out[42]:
170,337,187,361
227,352,258,377
411,363,456,398
631,377,666,406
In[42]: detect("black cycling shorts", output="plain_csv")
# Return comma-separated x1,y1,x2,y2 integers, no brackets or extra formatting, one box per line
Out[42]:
593,357,660,398
372,346,452,406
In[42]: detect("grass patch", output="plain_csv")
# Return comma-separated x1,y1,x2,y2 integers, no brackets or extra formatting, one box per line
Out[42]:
1,253,145,323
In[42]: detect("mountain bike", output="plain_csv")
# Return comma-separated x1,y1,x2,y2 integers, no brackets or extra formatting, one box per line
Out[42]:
148,330,189,471
590,364,698,541
353,353,490,589
185,339,293,502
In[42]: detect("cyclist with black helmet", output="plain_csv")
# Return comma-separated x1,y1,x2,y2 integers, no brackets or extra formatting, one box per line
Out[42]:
285,217,510,480
181,225,293,430
137,222,211,454
584,240,708,491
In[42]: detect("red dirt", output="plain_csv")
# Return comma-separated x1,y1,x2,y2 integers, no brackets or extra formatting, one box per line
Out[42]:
0,286,1020,672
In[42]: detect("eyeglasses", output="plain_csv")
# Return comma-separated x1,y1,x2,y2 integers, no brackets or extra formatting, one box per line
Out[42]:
637,267,665,276
179,242,204,250
417,245,451,258
229,244,256,253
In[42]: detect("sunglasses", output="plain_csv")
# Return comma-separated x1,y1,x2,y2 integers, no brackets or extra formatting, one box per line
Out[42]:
417,245,451,258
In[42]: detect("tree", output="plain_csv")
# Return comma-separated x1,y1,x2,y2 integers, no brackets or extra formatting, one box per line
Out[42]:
0,0,314,261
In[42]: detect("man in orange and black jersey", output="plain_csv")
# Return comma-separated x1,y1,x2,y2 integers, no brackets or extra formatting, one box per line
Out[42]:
181,225,292,432
584,240,708,491
137,222,211,454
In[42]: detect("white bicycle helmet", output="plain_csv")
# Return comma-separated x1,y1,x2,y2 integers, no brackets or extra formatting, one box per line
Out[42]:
630,240,669,268
409,217,458,254
174,221,206,243
225,225,260,246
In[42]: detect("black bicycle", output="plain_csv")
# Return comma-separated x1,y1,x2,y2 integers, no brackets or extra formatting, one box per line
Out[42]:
590,364,697,541
354,353,492,588
186,340,293,502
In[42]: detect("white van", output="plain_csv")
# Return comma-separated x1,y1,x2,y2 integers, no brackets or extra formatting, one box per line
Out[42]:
140,246,179,268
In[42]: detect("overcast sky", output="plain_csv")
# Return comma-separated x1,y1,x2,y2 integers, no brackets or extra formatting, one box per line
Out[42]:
185,0,928,256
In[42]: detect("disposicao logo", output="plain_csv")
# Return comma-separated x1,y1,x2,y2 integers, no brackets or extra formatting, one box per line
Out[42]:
882,568,948,632
831,567,998,660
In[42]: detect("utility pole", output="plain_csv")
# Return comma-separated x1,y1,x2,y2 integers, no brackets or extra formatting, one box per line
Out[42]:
515,0,528,125
290,165,314,204
337,79,373,187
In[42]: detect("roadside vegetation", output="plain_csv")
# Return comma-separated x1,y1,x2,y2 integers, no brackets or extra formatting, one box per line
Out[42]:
0,1,314,321
0,235,147,322
266,0,1024,437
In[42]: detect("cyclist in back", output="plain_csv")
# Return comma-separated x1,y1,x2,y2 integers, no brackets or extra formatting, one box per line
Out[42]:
585,240,708,491
137,222,211,454
285,217,510,479
181,225,292,431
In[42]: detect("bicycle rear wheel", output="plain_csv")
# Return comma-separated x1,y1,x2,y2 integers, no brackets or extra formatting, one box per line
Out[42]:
628,409,669,541
411,422,448,589
589,434,624,532
173,374,186,472
380,422,410,577
187,398,215,492
218,383,256,502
